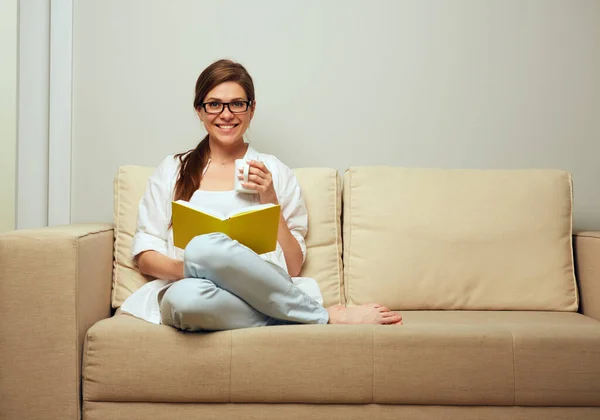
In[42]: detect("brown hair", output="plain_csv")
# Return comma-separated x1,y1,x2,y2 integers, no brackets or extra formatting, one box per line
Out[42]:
173,59,255,203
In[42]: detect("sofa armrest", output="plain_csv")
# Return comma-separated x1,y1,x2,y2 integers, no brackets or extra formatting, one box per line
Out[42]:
0,224,114,420
574,231,600,322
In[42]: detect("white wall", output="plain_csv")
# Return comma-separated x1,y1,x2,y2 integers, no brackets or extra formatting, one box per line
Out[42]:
0,0,17,232
17,0,51,230
71,0,600,229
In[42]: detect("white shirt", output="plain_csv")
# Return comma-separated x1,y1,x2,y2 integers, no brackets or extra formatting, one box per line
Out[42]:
120,145,323,324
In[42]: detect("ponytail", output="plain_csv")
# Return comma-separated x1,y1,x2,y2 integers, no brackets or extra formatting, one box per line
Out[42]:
169,135,210,227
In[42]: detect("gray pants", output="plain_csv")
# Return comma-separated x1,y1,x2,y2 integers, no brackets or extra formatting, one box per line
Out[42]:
159,233,329,331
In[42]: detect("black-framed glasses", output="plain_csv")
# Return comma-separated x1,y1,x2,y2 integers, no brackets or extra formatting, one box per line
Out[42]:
200,100,253,114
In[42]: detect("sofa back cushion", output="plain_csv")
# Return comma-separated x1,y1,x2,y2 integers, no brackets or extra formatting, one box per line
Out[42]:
112,165,343,308
112,165,155,308
342,167,577,311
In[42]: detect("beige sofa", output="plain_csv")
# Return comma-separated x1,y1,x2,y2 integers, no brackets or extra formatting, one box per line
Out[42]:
1,165,600,420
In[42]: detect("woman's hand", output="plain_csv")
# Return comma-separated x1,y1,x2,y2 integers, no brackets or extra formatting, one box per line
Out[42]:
136,251,185,281
239,160,303,276
239,160,279,205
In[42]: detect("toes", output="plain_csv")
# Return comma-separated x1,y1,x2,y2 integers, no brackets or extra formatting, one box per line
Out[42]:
380,312,403,325
369,303,391,312
380,316,401,324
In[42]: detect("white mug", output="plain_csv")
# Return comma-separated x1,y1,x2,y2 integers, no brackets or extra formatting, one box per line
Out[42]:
234,159,259,194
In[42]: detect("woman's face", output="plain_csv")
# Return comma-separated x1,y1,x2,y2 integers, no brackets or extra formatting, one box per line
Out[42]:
196,81,255,147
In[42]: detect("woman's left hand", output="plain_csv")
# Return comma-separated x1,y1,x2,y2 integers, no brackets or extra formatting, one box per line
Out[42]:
239,160,279,205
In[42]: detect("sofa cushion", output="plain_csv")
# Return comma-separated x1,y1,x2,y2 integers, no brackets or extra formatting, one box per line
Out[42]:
343,167,577,311
83,312,600,406
293,168,344,307
83,315,372,404
374,311,600,406
112,166,155,308
82,403,600,420
112,166,343,308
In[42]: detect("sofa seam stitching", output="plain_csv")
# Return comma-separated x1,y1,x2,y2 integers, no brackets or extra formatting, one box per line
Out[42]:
0,225,112,240
75,227,114,238
335,170,343,305
345,169,352,305
511,331,516,405
112,168,122,307
371,328,375,404
568,173,579,311
82,332,91,405
334,170,339,304
574,234,600,239
229,331,233,403
74,236,81,418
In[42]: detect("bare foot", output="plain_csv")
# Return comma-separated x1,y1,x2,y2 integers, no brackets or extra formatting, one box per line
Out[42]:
327,303,403,325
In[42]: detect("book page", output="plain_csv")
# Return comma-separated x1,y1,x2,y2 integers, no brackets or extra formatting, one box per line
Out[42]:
228,203,277,219
228,204,280,254
174,199,226,220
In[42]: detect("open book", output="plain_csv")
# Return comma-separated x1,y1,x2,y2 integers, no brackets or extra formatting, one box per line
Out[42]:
171,200,281,254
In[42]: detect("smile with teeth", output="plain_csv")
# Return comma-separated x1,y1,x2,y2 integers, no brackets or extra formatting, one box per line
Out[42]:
217,124,238,130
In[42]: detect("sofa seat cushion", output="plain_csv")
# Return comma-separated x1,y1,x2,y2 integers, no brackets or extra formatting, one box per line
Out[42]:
83,312,600,406
375,311,600,406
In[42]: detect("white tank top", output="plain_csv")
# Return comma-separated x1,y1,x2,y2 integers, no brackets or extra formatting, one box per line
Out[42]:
189,189,260,215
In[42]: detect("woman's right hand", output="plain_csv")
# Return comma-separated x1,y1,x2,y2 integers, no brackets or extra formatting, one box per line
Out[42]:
136,250,185,281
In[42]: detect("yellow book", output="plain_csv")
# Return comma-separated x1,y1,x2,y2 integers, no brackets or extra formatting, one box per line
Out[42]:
171,200,281,254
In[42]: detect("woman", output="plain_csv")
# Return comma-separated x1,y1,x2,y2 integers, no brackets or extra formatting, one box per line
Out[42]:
120,59,403,330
